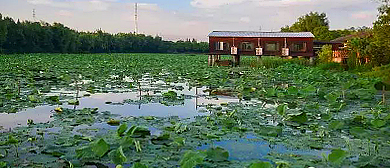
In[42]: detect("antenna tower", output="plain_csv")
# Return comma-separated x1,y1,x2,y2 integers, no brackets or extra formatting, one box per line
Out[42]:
134,3,138,34
33,8,36,21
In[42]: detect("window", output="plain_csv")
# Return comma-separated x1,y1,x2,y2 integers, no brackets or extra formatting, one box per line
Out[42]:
265,42,280,51
241,42,254,51
291,42,307,52
215,42,229,51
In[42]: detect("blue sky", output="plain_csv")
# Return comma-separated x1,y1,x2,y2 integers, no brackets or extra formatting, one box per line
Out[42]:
0,0,382,41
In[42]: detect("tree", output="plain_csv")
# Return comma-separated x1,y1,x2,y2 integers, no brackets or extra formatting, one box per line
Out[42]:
369,2,390,66
0,14,7,52
281,12,329,33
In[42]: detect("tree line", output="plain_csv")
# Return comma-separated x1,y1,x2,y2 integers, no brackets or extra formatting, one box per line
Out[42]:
0,14,208,54
281,0,390,66
280,12,369,41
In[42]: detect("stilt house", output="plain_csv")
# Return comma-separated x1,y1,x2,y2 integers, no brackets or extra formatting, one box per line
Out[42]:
208,31,315,66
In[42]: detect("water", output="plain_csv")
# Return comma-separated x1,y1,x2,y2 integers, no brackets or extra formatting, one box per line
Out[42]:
0,82,249,130
197,134,330,161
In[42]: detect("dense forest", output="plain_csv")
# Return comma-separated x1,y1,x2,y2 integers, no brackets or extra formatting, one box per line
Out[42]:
0,14,208,54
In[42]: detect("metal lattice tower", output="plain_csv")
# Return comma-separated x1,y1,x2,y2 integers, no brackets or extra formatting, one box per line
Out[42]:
33,8,36,21
134,3,138,34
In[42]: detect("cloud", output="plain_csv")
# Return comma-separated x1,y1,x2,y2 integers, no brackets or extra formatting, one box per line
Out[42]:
27,0,114,11
240,17,251,23
56,10,74,17
190,0,246,8
350,11,375,20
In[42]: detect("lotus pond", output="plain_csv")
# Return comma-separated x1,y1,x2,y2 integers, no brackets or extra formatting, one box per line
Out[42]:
0,53,389,168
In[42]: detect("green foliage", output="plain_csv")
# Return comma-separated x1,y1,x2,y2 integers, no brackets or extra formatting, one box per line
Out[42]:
249,161,273,168
281,11,357,41
252,57,310,68
109,146,127,165
8,135,19,144
329,120,344,130
370,3,390,66
180,150,206,168
162,91,178,99
0,161,6,168
281,12,329,33
90,139,110,158
328,149,347,164
277,104,288,116
288,112,308,124
117,124,128,137
364,64,390,85
317,45,333,64
132,162,148,168
126,126,151,138
206,147,229,162
0,13,208,54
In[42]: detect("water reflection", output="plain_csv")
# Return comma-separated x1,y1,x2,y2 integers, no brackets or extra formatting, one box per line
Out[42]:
0,83,250,130
197,134,330,161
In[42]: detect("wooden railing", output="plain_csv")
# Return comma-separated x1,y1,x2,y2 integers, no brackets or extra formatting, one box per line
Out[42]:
332,50,349,63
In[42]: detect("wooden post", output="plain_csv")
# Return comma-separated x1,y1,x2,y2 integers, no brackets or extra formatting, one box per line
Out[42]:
232,55,240,66
212,55,216,66
208,55,212,66
309,57,315,65
257,56,262,62
383,85,386,105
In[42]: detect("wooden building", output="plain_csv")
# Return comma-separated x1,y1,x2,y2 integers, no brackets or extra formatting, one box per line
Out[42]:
208,31,315,66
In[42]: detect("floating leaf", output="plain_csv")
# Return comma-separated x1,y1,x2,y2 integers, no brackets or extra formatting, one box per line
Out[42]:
288,112,308,124
107,119,121,126
249,161,273,168
172,137,185,147
132,162,148,168
28,95,39,102
206,147,229,162
75,146,95,159
328,149,347,164
90,139,110,158
67,99,79,105
256,126,282,137
371,119,386,128
287,86,298,95
324,92,340,103
180,150,206,168
109,146,127,165
329,120,344,130
277,104,287,116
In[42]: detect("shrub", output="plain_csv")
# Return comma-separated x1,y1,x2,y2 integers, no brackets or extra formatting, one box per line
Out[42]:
251,57,310,68
317,45,333,64
317,62,344,71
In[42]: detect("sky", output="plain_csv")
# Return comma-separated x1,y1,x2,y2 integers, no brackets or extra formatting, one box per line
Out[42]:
0,0,382,41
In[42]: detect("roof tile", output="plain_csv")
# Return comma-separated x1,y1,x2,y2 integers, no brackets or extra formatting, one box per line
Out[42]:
208,31,314,38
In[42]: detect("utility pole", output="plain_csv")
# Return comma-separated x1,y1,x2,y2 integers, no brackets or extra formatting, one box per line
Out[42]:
134,3,138,34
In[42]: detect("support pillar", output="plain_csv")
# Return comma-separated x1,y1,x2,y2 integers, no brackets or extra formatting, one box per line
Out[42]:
212,55,216,66
309,57,315,65
208,55,212,66
256,56,262,62
232,55,240,67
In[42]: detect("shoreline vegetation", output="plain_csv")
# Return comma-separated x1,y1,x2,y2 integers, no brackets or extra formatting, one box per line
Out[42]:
0,53,389,167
